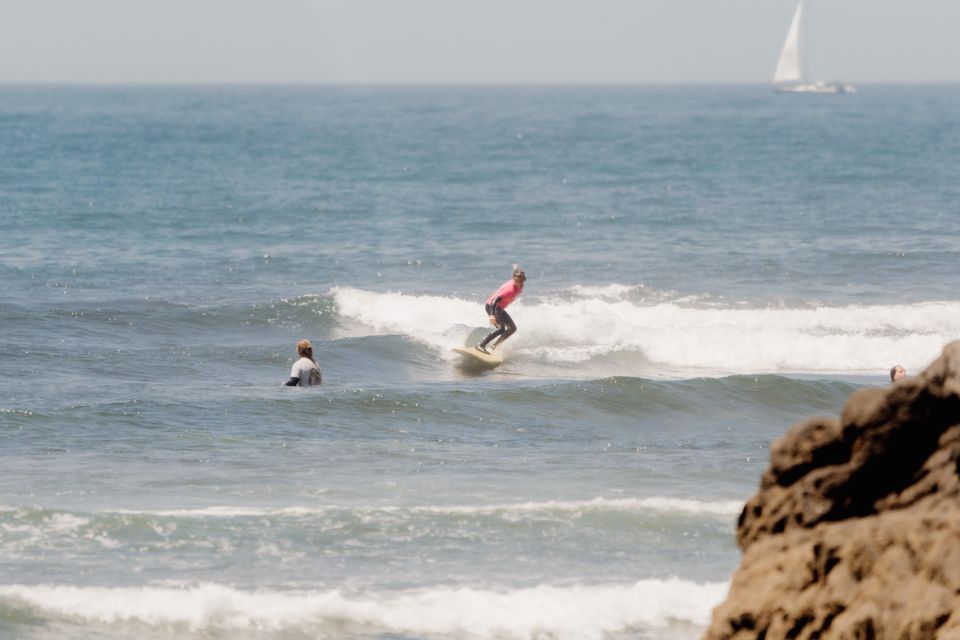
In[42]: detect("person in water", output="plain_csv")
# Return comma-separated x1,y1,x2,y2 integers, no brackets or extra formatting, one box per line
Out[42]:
477,264,526,353
284,339,322,386
890,364,906,383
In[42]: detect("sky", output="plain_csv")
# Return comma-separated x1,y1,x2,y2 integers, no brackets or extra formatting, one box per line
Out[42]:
0,0,957,84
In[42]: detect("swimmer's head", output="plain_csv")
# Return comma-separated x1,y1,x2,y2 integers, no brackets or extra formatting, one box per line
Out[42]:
297,339,314,360
890,364,905,382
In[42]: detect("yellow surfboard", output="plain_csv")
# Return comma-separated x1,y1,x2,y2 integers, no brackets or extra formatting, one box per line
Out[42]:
452,346,503,368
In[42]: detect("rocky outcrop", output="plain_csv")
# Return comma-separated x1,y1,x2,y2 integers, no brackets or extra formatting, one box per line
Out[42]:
705,341,960,640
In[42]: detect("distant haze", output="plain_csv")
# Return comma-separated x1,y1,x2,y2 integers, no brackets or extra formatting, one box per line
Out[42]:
1,0,957,84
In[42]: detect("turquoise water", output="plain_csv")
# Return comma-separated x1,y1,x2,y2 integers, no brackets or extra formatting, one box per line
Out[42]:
2,85,960,639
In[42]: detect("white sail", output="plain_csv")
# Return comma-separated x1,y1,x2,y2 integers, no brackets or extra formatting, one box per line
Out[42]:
773,0,804,84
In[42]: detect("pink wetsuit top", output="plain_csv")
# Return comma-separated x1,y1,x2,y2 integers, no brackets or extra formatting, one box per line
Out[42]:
486,280,523,309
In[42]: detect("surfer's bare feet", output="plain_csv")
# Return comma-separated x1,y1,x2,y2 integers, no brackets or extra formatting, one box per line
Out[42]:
475,344,490,354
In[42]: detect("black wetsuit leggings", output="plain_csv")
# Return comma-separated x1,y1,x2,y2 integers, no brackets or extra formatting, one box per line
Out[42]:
480,303,517,348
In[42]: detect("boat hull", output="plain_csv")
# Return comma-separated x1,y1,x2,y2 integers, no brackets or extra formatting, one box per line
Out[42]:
774,81,856,94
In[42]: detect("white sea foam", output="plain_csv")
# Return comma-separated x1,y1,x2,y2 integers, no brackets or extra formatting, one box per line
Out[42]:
413,497,743,518
0,579,728,639
112,497,742,519
330,286,960,374
331,286,476,343
114,506,311,518
566,284,645,300
43,513,90,532
0,510,91,549
0,408,33,415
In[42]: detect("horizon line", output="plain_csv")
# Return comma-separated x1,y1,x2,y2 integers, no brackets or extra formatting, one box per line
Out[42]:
1,80,959,89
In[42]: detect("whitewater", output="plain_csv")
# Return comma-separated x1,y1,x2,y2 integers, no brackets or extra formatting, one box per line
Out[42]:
330,286,958,375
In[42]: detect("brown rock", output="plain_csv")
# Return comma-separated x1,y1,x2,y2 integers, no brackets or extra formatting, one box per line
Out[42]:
705,341,960,640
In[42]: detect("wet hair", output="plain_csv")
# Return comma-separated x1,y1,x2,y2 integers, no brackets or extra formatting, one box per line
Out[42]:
297,339,315,362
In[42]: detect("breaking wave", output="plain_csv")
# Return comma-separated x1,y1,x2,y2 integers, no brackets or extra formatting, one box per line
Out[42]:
330,286,960,375
0,579,728,639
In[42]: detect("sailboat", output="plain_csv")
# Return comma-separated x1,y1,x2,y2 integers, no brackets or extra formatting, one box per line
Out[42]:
772,0,855,94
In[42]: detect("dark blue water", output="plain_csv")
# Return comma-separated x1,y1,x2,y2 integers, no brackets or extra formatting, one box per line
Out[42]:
2,85,959,639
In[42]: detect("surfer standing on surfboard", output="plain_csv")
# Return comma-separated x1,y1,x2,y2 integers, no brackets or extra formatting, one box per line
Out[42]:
476,264,526,354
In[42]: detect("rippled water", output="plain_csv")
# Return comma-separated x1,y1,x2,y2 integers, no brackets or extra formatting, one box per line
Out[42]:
2,85,959,639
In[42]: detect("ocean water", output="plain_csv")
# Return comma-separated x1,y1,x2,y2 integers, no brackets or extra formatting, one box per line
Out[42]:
2,85,960,639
